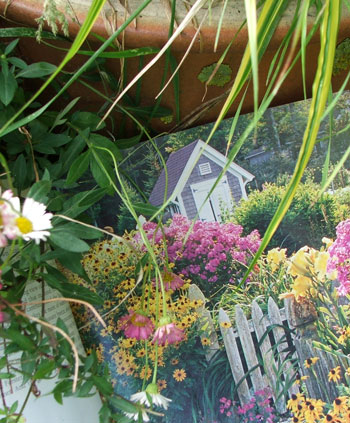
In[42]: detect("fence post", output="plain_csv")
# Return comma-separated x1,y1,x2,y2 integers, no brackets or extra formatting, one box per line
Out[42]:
284,297,338,401
188,284,220,361
219,308,251,406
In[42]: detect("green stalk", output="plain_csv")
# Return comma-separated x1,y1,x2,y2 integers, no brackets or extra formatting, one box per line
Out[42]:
242,0,341,284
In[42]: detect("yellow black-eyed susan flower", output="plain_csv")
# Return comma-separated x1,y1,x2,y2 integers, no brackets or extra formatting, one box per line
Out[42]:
201,337,211,346
304,357,319,368
328,366,341,383
173,368,186,382
220,321,231,329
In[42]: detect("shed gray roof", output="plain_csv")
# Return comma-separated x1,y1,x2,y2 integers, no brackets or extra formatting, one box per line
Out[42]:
149,140,198,206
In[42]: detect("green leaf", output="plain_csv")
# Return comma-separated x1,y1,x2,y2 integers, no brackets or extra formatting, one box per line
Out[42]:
33,359,56,379
57,223,102,240
83,354,95,372
16,62,57,79
9,401,18,414
54,390,63,405
109,396,139,414
50,97,80,131
12,154,27,189
91,376,113,396
52,380,73,403
99,403,111,423
50,230,90,253
61,131,87,174
0,70,17,106
71,111,105,131
21,351,36,384
0,27,66,40
116,135,142,149
0,328,35,351
0,373,15,379
7,57,27,69
66,150,90,185
77,188,106,207
33,142,56,155
133,202,159,217
27,180,51,203
90,156,113,190
198,63,232,87
90,134,122,162
43,268,102,305
52,249,88,278
44,134,72,148
0,357,7,370
42,168,50,181
5,39,20,56
77,380,94,397
57,188,106,220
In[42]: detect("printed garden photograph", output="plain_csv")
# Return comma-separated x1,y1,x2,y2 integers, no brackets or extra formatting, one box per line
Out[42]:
1,0,350,422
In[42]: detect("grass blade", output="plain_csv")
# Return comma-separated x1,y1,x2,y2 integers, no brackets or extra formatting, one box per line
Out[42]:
0,0,153,137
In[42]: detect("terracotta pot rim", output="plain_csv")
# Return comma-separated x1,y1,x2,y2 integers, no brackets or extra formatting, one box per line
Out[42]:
2,0,350,54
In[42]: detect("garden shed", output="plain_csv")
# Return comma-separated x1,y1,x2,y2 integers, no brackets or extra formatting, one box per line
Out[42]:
149,139,254,222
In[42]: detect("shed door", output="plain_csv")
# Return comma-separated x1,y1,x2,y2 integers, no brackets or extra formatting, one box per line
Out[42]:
191,176,232,222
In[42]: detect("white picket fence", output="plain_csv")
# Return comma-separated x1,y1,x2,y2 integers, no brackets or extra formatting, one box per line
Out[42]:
219,298,299,414
189,285,340,416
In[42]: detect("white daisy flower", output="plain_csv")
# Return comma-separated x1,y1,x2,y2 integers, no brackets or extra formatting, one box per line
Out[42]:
3,196,53,244
130,383,172,410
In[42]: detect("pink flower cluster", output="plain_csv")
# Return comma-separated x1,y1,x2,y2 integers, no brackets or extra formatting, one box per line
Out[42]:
237,389,276,423
221,389,276,423
328,219,350,295
219,397,234,417
135,214,261,286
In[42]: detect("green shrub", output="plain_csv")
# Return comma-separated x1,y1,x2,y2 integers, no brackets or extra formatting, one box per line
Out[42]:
231,181,349,253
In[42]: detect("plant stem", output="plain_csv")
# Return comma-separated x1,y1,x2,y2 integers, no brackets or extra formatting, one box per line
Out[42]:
0,379,7,411
15,382,33,423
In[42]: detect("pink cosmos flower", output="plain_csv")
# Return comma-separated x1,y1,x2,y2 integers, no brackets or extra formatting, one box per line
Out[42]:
152,318,184,346
120,310,154,340
162,271,185,291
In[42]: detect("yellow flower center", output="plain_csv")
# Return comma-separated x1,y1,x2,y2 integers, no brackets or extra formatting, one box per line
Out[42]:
16,217,33,234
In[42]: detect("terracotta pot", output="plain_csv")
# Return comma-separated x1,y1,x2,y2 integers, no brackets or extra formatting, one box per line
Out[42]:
1,0,350,135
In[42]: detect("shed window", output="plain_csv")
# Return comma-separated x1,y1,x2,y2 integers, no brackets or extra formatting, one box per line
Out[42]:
199,162,212,175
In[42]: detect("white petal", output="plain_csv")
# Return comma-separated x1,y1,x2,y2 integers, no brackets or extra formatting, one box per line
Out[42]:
130,391,150,407
151,393,172,410
124,411,150,422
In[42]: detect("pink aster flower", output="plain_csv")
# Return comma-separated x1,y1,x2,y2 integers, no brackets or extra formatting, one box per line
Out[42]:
152,317,184,346
120,310,154,340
